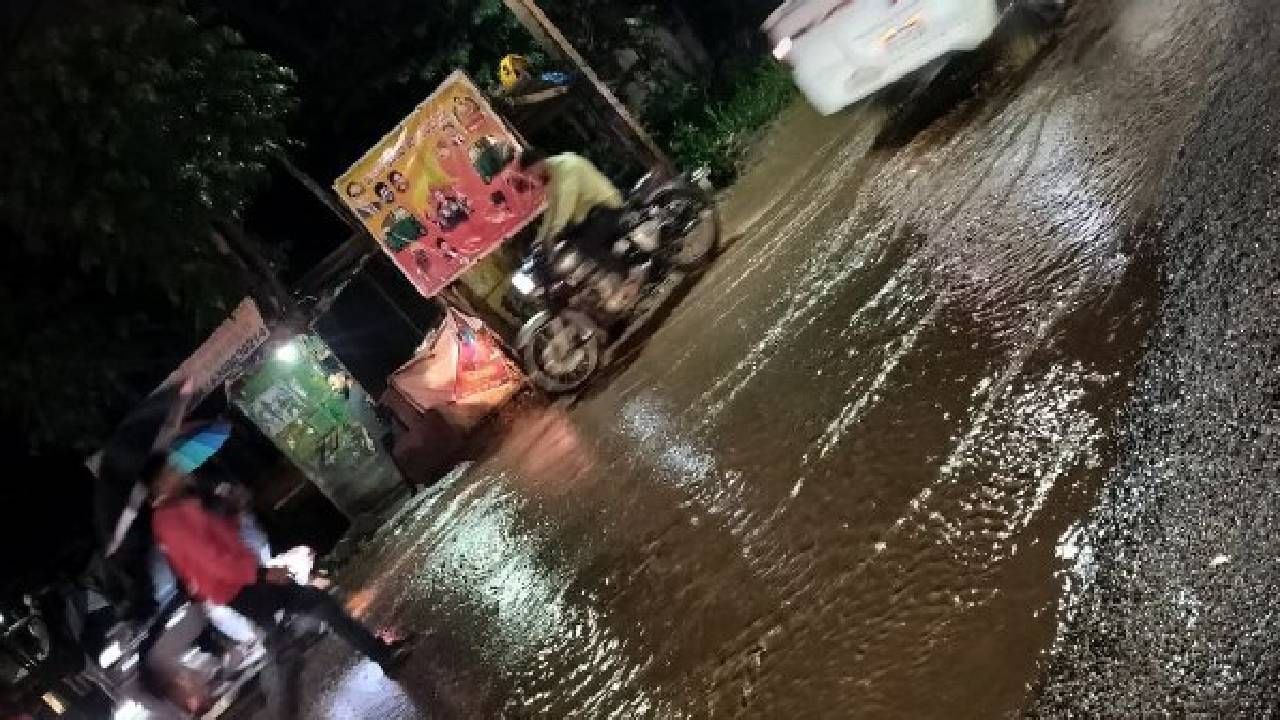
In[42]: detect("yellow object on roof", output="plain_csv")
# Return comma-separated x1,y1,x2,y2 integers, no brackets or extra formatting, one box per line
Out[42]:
499,54,532,91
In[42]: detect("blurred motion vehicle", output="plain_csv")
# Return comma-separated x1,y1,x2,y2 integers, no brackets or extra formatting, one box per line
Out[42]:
508,169,719,394
765,0,1067,115
90,545,324,719
0,545,325,720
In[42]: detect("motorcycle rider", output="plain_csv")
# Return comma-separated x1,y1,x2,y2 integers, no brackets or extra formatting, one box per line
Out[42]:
519,149,642,309
145,454,412,718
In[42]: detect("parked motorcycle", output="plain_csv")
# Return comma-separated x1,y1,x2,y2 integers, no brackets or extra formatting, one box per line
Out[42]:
509,168,720,393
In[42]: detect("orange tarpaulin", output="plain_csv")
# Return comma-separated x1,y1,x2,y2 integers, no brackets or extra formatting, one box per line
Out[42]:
390,308,523,430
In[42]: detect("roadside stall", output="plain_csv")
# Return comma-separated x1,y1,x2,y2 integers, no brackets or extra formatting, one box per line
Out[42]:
378,306,525,488
108,298,403,527
331,71,549,483
389,307,524,431
226,333,403,521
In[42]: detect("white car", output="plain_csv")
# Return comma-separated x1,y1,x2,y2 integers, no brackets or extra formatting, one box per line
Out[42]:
765,0,1064,115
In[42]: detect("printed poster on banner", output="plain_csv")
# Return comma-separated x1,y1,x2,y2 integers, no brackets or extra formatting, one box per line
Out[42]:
334,71,546,298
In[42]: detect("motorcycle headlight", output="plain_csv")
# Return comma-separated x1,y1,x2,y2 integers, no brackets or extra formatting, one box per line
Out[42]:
554,249,582,275
630,220,662,253
43,692,67,714
98,640,124,668
511,271,537,296
114,699,151,720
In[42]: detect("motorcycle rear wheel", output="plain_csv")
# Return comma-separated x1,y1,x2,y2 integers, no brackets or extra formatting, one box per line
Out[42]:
653,186,721,270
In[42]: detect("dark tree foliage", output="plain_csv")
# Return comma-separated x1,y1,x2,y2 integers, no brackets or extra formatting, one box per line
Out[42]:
535,0,777,87
530,0,790,181
195,0,778,182
0,1,296,449
660,0,780,74
192,0,542,180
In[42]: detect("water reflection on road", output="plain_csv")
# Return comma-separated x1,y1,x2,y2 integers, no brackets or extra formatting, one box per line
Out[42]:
267,1,1243,717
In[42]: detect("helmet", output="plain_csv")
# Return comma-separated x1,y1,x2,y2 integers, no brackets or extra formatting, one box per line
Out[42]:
499,54,532,91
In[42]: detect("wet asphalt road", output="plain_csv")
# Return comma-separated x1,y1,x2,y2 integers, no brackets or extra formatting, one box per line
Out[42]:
244,0,1280,717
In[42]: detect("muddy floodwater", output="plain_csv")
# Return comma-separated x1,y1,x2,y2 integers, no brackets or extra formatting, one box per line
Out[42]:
246,0,1280,717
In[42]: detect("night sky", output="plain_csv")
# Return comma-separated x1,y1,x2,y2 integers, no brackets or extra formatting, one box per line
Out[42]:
0,448,98,598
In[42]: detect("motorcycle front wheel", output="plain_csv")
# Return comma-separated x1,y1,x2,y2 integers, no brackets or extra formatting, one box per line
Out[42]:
524,310,603,394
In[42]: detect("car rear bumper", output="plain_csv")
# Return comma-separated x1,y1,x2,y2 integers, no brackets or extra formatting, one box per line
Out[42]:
790,0,1000,115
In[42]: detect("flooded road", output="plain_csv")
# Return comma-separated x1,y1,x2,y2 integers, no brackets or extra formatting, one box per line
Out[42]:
249,0,1280,717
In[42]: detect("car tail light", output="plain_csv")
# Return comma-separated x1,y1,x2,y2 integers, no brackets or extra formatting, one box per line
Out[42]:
773,37,794,63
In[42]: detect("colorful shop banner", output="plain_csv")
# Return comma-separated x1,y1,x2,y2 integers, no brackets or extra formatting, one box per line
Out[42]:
334,71,545,298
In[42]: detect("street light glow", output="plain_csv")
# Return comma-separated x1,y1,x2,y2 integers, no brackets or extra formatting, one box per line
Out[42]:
772,37,793,61
275,340,301,365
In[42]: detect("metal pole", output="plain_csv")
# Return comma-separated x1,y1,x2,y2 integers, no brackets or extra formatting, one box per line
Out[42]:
501,0,675,175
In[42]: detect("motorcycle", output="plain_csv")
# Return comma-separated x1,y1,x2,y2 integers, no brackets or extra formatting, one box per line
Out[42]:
0,596,53,690
1,586,115,719
36,546,326,720
509,168,721,393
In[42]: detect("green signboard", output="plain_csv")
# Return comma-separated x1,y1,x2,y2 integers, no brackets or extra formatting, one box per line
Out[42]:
231,335,401,518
